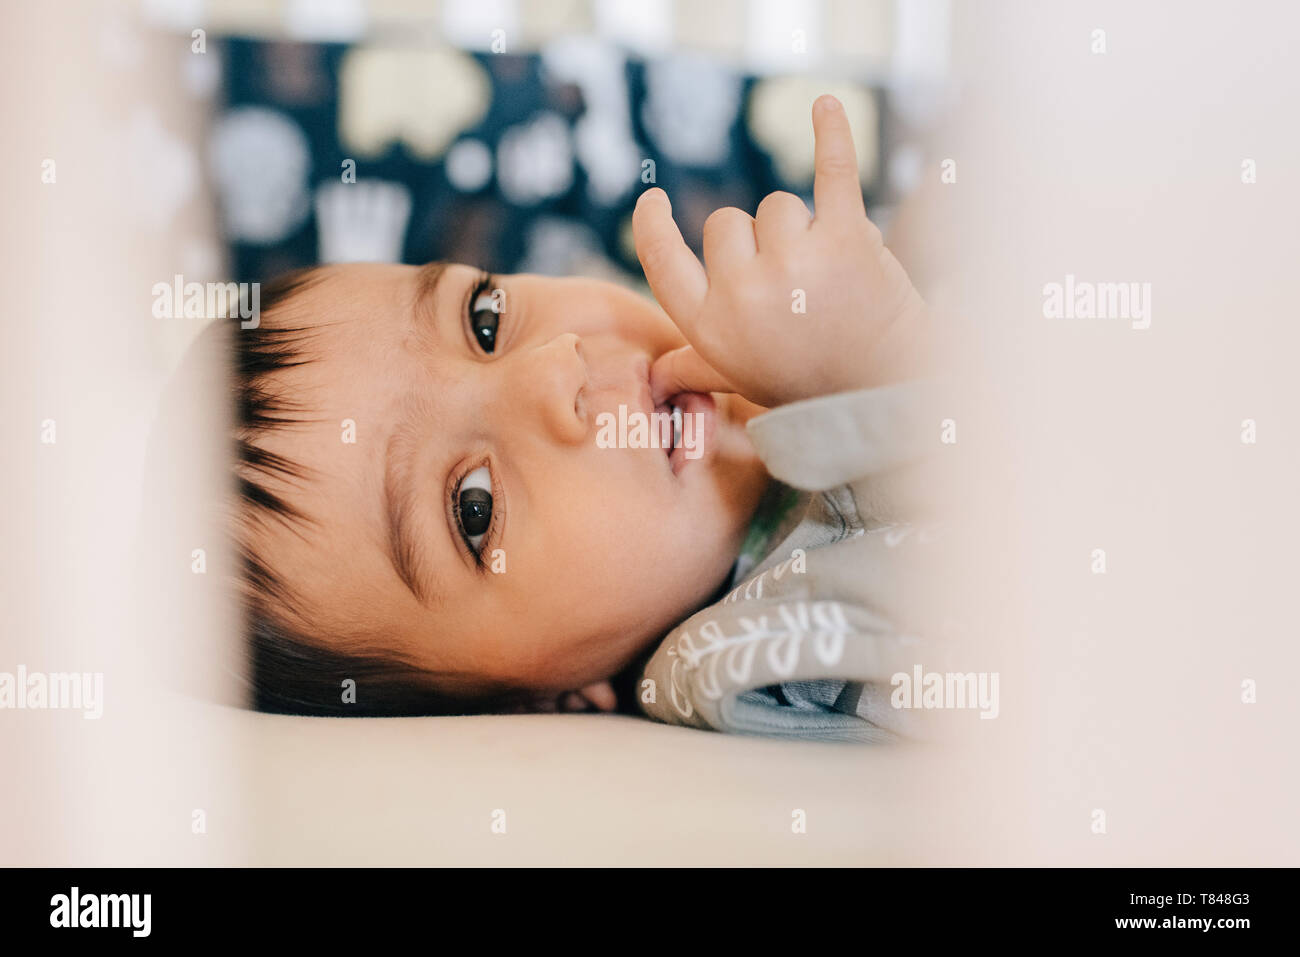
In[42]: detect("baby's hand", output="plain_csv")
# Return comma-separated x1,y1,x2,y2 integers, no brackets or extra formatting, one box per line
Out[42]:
634,94,929,408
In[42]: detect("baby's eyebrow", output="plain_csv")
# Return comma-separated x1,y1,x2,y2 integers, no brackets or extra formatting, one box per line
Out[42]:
413,260,451,336
384,414,439,607
382,262,453,606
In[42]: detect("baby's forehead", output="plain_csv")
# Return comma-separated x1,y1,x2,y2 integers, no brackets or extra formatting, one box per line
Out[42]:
257,264,468,431
260,264,422,364
282,262,417,324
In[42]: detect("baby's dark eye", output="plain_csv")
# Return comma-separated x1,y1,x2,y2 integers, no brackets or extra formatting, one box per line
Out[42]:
456,466,493,553
469,289,499,354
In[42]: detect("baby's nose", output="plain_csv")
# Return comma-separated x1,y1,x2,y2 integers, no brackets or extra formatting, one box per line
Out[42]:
524,333,588,444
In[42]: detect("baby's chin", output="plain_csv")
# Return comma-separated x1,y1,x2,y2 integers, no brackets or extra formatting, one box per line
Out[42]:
711,392,767,471
703,392,771,533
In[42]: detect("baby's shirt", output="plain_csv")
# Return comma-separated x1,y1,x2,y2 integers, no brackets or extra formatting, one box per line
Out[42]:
636,380,950,742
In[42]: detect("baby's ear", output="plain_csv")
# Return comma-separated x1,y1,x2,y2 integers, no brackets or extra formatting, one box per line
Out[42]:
515,681,618,714
575,681,618,713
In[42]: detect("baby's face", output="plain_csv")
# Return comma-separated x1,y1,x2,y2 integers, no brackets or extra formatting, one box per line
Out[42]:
250,263,768,698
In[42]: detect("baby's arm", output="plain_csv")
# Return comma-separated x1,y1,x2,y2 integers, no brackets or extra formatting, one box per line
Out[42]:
633,94,934,409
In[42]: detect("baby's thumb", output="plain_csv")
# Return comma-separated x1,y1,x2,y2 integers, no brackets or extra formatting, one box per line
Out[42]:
650,346,734,404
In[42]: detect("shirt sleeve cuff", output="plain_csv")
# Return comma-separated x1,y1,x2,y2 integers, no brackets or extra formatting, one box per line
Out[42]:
745,380,938,492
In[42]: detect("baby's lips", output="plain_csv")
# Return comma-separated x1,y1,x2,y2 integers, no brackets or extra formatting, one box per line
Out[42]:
667,391,717,475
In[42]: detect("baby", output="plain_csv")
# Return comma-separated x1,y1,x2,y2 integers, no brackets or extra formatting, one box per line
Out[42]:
225,95,939,730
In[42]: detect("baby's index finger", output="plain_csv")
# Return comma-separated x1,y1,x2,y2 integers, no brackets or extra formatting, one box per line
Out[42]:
633,188,708,329
811,94,866,224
